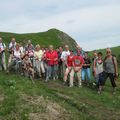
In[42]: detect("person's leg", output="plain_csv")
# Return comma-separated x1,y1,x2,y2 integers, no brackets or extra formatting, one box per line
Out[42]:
55,64,58,79
0,54,2,71
70,69,74,87
82,68,85,81
46,65,51,81
53,64,58,80
59,63,63,79
98,73,103,94
37,61,41,77
76,68,82,87
109,73,116,94
102,72,109,86
2,53,6,71
86,68,91,81
7,60,16,72
40,61,45,75
64,68,70,82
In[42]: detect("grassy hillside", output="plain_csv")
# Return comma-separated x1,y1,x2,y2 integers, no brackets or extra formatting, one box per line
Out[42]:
0,71,120,120
0,29,120,119
0,29,77,48
0,46,120,120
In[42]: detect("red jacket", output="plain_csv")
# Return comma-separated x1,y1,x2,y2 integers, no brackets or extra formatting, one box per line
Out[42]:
46,50,58,65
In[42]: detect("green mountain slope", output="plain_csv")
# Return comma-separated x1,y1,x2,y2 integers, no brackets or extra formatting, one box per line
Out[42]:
0,29,77,48
0,29,120,119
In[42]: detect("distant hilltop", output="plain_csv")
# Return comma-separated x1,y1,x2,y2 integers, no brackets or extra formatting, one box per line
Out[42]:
0,28,77,49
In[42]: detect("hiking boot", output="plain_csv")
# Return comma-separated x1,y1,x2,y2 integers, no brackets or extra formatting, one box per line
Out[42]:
63,81,67,86
53,77,56,81
97,90,101,94
112,88,116,95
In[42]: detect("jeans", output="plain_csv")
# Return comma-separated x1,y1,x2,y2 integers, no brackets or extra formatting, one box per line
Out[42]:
46,64,58,81
97,72,104,86
82,68,91,81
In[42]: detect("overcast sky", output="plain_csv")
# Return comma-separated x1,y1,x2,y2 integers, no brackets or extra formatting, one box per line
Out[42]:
0,0,120,51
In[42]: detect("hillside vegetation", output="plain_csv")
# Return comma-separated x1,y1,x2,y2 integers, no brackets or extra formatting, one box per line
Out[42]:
0,29,77,48
0,29,120,120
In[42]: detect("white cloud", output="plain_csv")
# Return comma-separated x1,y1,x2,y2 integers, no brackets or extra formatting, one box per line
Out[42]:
0,0,120,50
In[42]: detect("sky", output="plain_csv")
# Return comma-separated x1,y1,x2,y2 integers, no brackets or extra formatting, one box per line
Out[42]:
0,0,120,51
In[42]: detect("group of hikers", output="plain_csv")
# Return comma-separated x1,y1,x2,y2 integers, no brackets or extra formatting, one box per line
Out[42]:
0,37,119,94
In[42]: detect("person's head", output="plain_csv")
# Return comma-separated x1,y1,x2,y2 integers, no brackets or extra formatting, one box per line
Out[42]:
0,37,2,43
93,50,98,57
84,52,88,58
76,45,81,50
70,50,74,56
28,40,31,45
11,37,16,43
98,52,103,59
106,48,111,56
65,45,69,51
56,47,59,52
16,43,20,50
35,44,40,51
24,54,29,60
59,46,63,51
77,50,81,56
49,45,54,51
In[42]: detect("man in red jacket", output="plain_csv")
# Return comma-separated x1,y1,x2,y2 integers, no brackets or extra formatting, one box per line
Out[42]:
45,45,58,82
70,50,84,87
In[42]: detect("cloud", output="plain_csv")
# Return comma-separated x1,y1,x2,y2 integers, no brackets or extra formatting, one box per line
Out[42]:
0,0,120,50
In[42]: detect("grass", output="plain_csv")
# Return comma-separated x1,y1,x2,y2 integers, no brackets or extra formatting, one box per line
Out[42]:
0,29,120,119
0,71,120,120
0,28,77,49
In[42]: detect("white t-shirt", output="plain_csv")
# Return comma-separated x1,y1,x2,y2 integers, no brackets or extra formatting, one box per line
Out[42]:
9,42,16,49
34,50,44,61
61,50,70,61
14,49,21,59
0,43,6,51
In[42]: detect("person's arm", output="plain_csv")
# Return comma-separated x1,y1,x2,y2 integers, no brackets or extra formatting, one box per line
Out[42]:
93,59,97,77
60,52,65,62
114,57,118,77
77,57,84,72
54,51,58,61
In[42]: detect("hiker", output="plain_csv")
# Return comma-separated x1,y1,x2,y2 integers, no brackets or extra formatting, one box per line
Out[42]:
19,42,25,56
57,46,63,79
22,54,35,79
34,44,45,78
45,45,58,81
25,40,34,65
8,37,17,67
69,50,84,87
82,52,91,83
93,52,104,94
92,50,98,84
63,50,74,85
7,43,22,72
103,48,118,94
61,45,70,74
0,37,6,71
8,37,16,53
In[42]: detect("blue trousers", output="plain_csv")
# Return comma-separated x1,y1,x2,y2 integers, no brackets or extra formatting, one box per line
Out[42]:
82,68,91,81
